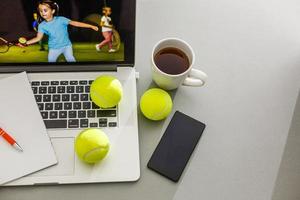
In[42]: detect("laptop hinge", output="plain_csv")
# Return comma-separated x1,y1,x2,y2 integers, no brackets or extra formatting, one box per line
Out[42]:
116,65,139,79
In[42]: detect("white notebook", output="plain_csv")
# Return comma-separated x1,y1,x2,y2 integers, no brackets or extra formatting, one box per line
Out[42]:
0,72,57,185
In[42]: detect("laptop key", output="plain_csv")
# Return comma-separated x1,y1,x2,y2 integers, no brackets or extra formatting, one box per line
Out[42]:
109,122,117,127
44,120,67,128
45,103,53,110
83,102,91,109
99,118,107,123
97,110,116,117
41,81,50,86
78,110,86,118
70,80,78,85
31,81,40,86
73,102,81,109
35,95,42,102
68,111,77,118
81,94,89,101
80,119,89,128
71,94,79,101
85,86,90,93
99,123,107,127
57,86,65,93
99,118,107,127
62,94,70,101
54,103,63,110
59,111,67,118
48,86,56,93
50,111,58,119
60,81,68,85
39,86,47,94
64,102,72,110
76,86,84,93
87,110,95,118
53,94,61,102
51,81,59,85
37,103,44,110
32,87,38,94
90,123,98,127
79,80,88,85
68,119,79,128
67,86,75,93
41,111,48,119
43,95,51,102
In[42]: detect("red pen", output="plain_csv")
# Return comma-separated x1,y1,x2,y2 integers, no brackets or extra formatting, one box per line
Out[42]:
0,127,23,152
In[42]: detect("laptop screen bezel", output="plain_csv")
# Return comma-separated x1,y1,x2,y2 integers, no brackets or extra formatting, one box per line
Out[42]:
0,0,136,73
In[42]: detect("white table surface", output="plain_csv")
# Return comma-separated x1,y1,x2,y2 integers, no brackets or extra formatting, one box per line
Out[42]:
1,0,300,199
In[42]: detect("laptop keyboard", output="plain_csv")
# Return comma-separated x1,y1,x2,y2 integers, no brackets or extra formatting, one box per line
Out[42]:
31,80,118,129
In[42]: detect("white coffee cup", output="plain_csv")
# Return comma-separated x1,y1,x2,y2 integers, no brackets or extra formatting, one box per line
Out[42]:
151,38,207,90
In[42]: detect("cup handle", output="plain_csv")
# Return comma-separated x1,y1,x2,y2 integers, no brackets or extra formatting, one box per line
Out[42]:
183,68,208,87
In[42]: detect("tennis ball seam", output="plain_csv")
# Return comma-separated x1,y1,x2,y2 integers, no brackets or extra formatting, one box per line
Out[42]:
75,128,110,164
90,76,123,108
91,91,111,107
83,146,109,161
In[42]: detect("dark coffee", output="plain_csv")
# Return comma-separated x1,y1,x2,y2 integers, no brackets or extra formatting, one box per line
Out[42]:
154,47,190,75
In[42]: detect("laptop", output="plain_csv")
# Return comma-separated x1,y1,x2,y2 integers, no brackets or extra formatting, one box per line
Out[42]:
0,0,140,185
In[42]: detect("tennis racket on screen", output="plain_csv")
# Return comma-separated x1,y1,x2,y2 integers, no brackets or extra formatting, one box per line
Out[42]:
0,37,27,53
112,29,121,51
0,37,12,53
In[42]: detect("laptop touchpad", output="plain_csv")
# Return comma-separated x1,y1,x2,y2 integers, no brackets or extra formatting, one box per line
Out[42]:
30,137,75,176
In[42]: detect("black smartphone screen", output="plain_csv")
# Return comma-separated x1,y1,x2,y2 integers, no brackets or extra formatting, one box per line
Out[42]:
147,111,206,182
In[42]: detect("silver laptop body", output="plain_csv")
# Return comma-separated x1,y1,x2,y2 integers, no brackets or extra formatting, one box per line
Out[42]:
0,0,140,185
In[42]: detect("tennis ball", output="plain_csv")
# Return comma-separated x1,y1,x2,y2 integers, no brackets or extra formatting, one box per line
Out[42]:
75,128,110,164
140,88,173,120
18,37,27,44
90,75,123,108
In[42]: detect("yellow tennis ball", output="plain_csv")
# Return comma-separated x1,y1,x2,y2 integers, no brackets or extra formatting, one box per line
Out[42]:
140,88,173,120
90,75,123,108
75,128,110,164
18,37,27,44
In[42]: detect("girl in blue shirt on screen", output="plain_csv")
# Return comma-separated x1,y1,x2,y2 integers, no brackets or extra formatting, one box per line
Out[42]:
26,0,98,62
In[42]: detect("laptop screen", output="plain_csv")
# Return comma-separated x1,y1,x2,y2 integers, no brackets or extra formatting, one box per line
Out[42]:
0,0,135,71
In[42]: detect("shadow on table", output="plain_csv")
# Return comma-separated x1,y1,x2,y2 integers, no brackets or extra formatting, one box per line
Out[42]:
272,89,300,200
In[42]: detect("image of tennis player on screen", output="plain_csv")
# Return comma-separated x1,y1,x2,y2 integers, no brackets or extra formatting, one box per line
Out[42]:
26,0,99,62
0,0,124,64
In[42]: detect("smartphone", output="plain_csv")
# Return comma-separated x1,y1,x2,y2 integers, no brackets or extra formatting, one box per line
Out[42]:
147,111,206,182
